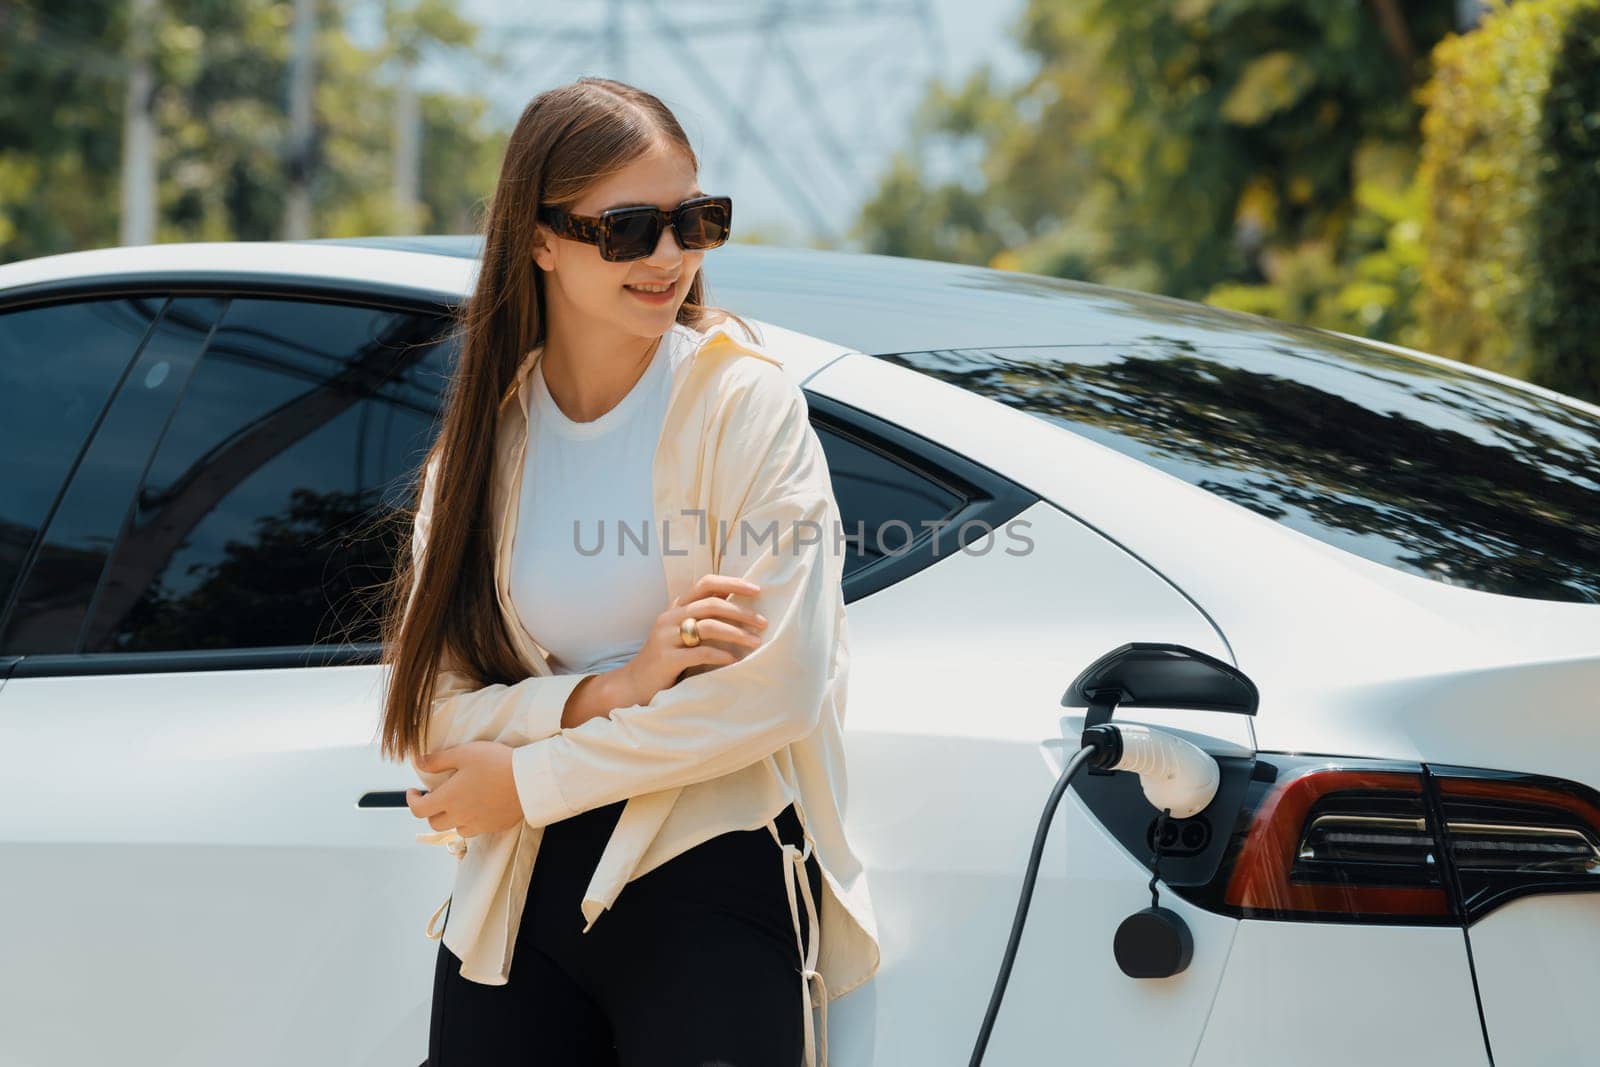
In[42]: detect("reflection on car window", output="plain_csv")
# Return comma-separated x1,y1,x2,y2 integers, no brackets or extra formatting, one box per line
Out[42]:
85,298,454,653
2,298,224,655
0,298,159,620
814,424,964,578
878,340,1600,603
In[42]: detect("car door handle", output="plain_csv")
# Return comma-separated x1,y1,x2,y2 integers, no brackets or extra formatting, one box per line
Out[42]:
358,790,423,808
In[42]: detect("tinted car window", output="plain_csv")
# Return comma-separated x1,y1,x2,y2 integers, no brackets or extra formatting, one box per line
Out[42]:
879,340,1600,603
82,297,454,654
0,297,164,621
2,298,225,654
813,422,964,579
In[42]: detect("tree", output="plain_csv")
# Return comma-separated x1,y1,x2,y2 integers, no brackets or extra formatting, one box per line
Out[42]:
0,4,127,260
855,0,1459,344
0,0,503,262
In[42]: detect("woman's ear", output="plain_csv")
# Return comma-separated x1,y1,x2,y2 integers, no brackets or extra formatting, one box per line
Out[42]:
531,224,556,273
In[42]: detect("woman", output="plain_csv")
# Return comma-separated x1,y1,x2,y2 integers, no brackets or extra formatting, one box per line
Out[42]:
377,77,880,1067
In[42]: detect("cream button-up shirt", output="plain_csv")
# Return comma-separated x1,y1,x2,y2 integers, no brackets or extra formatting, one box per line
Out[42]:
401,319,880,1067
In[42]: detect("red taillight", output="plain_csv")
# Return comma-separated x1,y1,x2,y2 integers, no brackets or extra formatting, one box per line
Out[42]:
1433,769,1600,921
1078,751,1600,925
1222,766,1452,920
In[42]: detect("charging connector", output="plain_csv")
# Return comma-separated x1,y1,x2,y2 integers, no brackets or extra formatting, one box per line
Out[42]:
1082,722,1221,818
966,723,1223,1066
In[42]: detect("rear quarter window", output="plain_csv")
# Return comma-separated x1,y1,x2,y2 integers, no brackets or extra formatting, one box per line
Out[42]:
878,338,1600,604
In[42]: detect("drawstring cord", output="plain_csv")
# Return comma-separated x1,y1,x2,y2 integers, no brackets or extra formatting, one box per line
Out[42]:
768,819,827,1067
416,829,467,940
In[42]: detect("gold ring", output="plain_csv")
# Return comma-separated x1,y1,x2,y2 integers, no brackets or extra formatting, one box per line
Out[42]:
679,616,701,647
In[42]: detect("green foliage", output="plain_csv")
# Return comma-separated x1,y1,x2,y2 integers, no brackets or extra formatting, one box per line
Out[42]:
858,0,1600,398
851,150,1005,266
1527,4,1600,404
1208,158,1426,346
852,18,1140,284
0,5,127,260
0,0,501,262
855,0,1458,346
1416,0,1592,380
1220,51,1316,126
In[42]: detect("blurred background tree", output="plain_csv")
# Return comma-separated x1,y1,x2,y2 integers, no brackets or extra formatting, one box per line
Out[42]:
1415,0,1600,401
857,1,1457,331
857,0,1600,402
0,0,500,257
0,4,127,259
1526,2,1600,403
1418,0,1587,383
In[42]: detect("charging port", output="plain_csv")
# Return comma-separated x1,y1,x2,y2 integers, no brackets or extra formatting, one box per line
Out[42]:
1146,814,1211,857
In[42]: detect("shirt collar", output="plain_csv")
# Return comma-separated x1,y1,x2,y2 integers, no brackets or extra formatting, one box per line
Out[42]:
496,319,780,412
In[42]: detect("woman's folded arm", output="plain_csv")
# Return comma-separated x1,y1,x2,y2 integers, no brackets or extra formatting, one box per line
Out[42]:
510,370,848,827
412,659,603,794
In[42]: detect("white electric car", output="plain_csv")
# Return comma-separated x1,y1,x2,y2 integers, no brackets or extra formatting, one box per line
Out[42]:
1,238,1596,1067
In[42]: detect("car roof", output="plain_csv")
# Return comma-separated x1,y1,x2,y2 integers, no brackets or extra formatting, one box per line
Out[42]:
4,236,1597,421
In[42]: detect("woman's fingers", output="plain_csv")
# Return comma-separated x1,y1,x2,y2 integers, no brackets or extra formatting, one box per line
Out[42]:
683,616,764,649
681,595,768,632
676,644,739,668
631,574,767,705
687,594,768,623
408,784,456,832
671,574,760,608
406,785,439,817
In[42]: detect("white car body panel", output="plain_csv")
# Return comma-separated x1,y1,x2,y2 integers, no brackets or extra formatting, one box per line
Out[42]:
820,499,1237,1064
1467,893,1600,1067
0,240,477,302
0,663,444,1066
1192,921,1486,1065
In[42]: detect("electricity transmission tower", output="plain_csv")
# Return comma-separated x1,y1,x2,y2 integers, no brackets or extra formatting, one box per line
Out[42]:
455,0,947,248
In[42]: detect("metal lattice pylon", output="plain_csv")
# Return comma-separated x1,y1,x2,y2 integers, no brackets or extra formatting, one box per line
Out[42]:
473,0,947,247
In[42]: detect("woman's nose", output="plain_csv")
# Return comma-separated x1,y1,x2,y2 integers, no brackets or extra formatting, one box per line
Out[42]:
650,223,685,263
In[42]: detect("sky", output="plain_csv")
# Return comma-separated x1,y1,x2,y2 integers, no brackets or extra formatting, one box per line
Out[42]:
402,0,1032,249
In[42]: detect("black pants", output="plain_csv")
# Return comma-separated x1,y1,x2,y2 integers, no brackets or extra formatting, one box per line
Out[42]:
428,800,825,1066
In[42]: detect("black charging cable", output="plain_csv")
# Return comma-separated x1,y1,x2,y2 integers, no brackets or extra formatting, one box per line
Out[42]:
967,731,1112,1066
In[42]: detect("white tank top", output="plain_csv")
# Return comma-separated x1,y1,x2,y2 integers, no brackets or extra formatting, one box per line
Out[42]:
508,326,691,676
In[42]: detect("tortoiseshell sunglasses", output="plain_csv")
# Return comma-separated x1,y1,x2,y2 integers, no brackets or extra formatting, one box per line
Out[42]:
536,194,733,261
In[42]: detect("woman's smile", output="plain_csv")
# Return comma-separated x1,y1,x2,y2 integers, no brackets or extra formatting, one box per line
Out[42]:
624,279,677,304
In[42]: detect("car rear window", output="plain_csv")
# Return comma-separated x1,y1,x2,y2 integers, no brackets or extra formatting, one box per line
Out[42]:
877,337,1600,604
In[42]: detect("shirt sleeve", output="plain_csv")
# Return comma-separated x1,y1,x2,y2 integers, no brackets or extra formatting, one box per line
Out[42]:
509,365,848,827
402,453,602,795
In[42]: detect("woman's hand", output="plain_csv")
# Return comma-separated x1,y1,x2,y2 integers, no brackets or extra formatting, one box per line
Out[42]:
405,741,521,838
407,575,770,837
613,573,769,707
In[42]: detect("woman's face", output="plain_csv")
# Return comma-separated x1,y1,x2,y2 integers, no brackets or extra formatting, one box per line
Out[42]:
532,142,707,341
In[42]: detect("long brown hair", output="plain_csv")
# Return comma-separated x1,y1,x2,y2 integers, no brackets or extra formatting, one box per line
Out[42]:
377,76,754,765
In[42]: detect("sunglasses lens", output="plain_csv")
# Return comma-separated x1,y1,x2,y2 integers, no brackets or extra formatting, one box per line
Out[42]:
599,199,733,259
604,209,662,261
678,200,731,249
